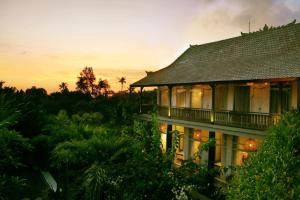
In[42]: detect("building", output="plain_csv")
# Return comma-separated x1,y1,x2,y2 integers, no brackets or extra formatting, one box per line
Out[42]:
131,23,300,180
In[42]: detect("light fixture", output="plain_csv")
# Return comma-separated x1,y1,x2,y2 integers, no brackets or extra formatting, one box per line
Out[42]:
159,124,167,133
193,129,201,140
244,138,257,151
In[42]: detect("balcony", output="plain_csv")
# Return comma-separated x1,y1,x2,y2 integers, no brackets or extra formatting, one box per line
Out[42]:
156,106,280,130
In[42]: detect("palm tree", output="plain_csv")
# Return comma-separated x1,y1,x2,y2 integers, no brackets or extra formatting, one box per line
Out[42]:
97,79,110,96
59,82,69,93
118,77,126,92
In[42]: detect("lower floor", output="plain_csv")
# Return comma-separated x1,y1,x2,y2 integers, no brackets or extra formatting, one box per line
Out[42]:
159,123,264,181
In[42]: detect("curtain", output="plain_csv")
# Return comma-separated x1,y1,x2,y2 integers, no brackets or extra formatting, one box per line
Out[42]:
234,86,250,112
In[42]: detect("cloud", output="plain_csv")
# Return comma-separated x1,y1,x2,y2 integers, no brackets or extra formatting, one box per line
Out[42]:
186,0,300,44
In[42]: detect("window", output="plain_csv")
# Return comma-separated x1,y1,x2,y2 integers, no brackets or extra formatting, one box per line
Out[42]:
270,85,291,113
159,88,168,107
234,86,250,112
215,86,228,110
176,88,186,107
191,87,202,108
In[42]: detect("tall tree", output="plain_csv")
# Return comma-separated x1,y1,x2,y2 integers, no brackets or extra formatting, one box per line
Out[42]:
59,82,69,93
76,67,96,95
118,77,126,92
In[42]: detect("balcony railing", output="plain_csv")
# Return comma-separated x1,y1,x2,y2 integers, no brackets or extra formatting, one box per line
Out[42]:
156,106,280,130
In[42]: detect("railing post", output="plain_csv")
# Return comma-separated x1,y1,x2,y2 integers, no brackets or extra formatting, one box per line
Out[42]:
168,85,173,118
139,87,144,113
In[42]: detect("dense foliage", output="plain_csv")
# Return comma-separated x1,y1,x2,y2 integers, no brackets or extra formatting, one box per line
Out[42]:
0,76,214,200
227,110,300,200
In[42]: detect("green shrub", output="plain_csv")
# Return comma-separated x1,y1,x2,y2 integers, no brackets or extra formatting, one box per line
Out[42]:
227,110,300,200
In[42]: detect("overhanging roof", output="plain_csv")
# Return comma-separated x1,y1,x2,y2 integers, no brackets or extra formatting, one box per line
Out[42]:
131,23,300,87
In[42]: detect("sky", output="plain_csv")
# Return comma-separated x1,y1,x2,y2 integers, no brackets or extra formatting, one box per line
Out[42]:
0,0,300,93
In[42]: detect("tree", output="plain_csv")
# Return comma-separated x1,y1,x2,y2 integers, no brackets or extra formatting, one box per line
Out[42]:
76,67,96,95
97,79,110,96
118,77,126,92
59,82,69,93
0,80,5,89
227,110,300,200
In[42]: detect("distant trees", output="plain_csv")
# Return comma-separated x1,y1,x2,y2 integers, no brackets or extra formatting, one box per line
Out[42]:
118,77,126,92
76,66,114,97
0,80,5,89
76,67,97,95
59,82,69,93
97,79,110,96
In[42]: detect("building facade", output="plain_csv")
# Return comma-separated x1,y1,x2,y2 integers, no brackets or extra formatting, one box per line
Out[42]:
131,23,300,180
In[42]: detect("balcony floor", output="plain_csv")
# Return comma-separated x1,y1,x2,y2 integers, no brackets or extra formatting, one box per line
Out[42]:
138,114,267,138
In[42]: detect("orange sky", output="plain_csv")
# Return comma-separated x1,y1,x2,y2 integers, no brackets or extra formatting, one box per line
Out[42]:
0,0,299,93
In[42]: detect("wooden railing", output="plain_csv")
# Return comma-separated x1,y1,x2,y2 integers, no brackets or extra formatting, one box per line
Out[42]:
155,106,280,130
157,106,169,117
171,107,211,123
214,110,279,130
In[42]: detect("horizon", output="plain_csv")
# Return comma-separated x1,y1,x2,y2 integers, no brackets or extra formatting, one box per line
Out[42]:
1,0,300,93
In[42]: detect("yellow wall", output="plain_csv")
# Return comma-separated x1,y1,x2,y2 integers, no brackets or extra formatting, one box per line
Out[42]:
234,136,263,165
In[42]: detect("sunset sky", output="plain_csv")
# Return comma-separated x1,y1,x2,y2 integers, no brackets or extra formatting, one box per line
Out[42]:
1,0,300,93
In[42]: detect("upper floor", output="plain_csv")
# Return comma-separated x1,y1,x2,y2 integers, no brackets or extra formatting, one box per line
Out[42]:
154,79,299,130
131,23,300,131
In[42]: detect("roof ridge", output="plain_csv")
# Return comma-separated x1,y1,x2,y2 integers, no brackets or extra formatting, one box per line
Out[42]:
190,23,300,49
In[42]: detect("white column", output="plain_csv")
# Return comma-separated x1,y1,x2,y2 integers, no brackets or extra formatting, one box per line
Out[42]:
225,134,233,174
183,127,190,160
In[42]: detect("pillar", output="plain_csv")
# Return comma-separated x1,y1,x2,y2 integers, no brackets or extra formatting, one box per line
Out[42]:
224,134,233,175
168,86,173,118
208,131,216,170
183,127,191,160
139,87,144,113
210,84,216,123
166,124,173,152
207,131,216,193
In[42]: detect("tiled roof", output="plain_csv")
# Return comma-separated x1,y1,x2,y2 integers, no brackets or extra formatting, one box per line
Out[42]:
131,23,300,87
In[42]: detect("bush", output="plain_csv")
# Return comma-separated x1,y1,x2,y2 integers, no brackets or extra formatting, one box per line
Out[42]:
227,110,300,200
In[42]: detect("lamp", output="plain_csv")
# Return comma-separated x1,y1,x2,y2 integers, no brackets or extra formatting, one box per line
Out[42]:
193,129,201,140
159,124,167,133
244,138,257,151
